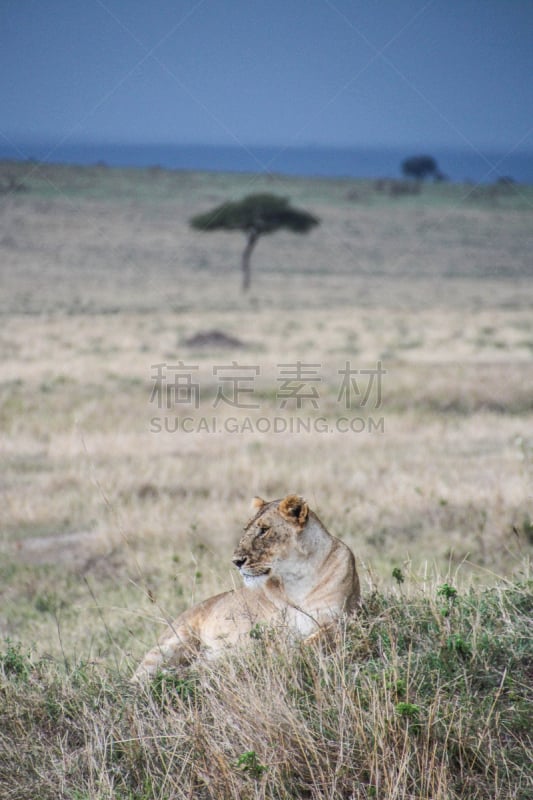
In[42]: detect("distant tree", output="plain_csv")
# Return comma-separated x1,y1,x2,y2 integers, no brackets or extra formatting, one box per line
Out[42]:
190,193,319,292
401,155,440,181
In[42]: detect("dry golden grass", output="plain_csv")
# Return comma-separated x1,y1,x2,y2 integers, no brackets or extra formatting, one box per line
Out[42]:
0,161,532,660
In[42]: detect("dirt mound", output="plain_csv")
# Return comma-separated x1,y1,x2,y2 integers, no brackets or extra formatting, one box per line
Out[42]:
184,329,244,348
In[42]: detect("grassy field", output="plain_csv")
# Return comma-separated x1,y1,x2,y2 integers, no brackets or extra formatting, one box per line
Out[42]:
0,160,532,798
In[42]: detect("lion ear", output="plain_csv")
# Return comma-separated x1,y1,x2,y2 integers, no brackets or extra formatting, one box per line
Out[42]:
278,494,309,527
251,496,266,511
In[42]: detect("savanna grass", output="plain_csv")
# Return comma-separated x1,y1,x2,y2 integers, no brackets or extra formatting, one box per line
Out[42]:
1,575,531,800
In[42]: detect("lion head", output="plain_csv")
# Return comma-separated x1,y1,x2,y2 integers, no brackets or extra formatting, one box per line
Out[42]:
232,494,312,586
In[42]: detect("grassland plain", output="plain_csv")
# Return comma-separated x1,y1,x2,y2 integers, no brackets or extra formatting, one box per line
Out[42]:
0,161,532,798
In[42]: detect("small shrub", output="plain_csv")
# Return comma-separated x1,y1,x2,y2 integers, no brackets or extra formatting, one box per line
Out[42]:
395,701,422,734
437,582,458,601
446,633,472,660
0,639,32,680
249,622,268,640
392,567,405,585
236,750,267,779
395,701,420,719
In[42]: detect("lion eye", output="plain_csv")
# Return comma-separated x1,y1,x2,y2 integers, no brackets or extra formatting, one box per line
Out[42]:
258,526,269,536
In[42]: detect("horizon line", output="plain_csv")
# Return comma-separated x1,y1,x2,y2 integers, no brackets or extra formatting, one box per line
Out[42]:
2,136,533,155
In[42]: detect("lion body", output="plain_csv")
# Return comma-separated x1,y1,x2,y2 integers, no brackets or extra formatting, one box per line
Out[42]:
133,495,359,680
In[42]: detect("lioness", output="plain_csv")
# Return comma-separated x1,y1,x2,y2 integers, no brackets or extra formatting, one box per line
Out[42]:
133,494,359,680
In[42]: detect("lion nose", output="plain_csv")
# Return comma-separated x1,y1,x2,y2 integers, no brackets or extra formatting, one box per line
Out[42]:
232,557,246,569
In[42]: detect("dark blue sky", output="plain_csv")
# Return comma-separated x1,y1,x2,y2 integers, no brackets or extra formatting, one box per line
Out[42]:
2,0,532,155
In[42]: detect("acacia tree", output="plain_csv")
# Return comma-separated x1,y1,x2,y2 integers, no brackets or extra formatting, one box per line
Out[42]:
401,155,440,181
190,193,319,292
